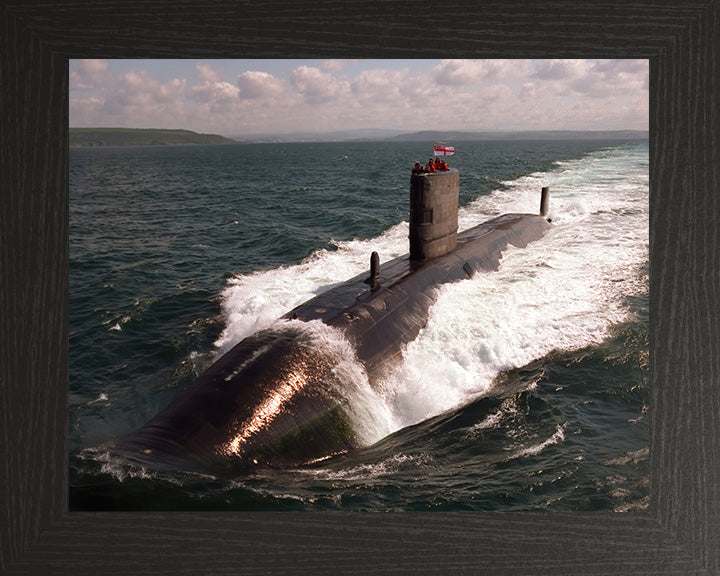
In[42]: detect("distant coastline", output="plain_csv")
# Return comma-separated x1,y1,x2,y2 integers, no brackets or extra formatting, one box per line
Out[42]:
389,129,649,142
229,129,650,144
69,128,237,147
70,127,649,147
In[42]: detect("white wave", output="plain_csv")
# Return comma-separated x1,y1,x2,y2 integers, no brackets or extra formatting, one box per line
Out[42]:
215,144,648,445
88,393,110,405
297,452,434,482
509,423,567,460
213,222,409,355
461,409,505,440
288,318,396,444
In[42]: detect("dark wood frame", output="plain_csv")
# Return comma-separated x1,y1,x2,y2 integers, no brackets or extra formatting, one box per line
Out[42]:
2,1,718,574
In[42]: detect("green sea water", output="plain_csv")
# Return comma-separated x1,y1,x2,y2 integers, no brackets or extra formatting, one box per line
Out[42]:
69,139,648,511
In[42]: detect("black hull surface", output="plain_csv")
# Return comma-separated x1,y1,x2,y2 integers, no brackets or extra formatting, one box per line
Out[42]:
291,213,552,377
114,211,551,472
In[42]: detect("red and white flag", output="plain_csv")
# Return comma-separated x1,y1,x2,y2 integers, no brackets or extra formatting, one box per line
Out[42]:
433,144,455,156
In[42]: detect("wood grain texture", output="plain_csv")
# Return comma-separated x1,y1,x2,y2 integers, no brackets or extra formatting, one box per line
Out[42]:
1,1,718,574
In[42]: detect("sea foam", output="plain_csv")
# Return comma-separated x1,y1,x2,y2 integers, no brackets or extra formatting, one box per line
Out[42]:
215,145,648,443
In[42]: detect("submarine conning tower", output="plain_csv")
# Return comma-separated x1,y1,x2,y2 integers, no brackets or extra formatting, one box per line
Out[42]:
409,168,460,261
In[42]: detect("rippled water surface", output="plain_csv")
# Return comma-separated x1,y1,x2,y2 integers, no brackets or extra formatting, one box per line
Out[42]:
70,140,649,511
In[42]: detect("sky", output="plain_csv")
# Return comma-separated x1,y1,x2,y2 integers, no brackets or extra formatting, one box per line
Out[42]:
69,59,649,137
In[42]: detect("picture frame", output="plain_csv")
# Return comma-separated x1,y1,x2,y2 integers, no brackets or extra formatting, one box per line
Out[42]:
2,1,718,573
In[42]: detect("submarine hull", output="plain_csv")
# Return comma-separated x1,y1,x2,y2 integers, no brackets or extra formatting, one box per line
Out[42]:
116,325,362,470
295,212,551,378
115,210,551,471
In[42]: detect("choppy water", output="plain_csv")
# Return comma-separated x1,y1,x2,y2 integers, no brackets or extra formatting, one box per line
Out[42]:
69,139,648,511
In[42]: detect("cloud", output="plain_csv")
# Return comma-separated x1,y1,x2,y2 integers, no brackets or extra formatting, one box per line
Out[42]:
578,59,649,96
531,59,590,81
434,60,487,85
70,59,109,91
196,63,221,83
290,66,350,104
69,97,105,125
237,71,287,100
69,59,649,133
321,59,347,72
93,71,188,127
189,65,241,105
433,59,528,86
480,84,512,101
113,71,187,106
191,81,240,103
519,82,538,101
530,59,649,99
351,69,406,102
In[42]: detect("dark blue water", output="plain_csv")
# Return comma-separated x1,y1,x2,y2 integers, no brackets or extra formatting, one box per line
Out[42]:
69,140,648,511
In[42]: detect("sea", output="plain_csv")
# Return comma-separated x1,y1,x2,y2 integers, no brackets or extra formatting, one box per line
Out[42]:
69,139,649,511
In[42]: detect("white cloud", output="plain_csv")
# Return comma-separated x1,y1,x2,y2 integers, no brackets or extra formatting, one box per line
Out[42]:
69,97,106,125
434,59,486,85
572,59,649,97
519,82,537,101
480,84,512,101
321,59,347,72
191,81,240,103
70,59,109,91
196,63,221,83
93,71,188,127
69,59,648,133
531,59,590,81
189,66,242,106
113,71,186,106
351,69,406,102
433,59,527,86
529,59,649,101
290,66,350,104
237,71,287,100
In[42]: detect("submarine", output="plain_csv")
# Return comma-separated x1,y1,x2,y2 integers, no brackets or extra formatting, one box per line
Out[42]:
115,167,552,472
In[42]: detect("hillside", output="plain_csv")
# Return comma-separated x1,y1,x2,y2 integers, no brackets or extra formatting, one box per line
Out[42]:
391,130,649,142
70,128,237,147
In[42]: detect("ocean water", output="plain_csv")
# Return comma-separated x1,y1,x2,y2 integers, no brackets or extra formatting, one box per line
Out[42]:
69,139,649,511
